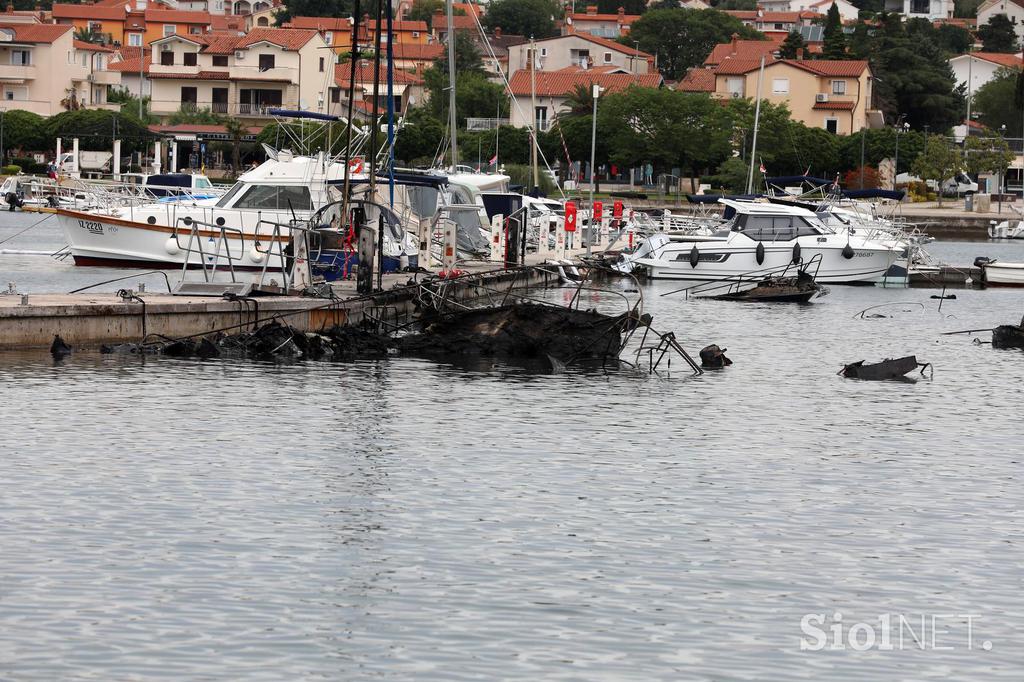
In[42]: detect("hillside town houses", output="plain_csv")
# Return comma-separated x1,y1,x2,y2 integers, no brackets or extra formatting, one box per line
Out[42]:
0,0,1019,182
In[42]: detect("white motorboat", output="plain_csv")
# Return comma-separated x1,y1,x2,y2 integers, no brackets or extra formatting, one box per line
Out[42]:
988,207,1024,239
977,258,1024,286
615,199,900,286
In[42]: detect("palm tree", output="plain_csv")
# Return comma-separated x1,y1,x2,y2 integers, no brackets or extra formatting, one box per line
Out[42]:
74,27,100,44
558,84,595,120
223,117,247,174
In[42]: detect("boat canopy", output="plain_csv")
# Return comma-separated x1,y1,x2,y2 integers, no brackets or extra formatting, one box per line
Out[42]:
686,194,760,203
842,188,906,200
765,175,834,187
336,171,449,188
267,109,341,122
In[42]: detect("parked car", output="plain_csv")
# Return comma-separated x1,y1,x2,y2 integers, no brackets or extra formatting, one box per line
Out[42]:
896,171,977,195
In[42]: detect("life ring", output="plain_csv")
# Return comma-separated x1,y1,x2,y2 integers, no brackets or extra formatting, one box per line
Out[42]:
348,157,364,174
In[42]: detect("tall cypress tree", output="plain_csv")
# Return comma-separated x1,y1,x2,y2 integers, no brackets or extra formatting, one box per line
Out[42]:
779,30,807,59
821,3,848,60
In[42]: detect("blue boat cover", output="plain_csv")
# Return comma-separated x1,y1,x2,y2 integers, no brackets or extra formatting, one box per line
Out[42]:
842,188,906,200
686,194,761,203
267,109,341,122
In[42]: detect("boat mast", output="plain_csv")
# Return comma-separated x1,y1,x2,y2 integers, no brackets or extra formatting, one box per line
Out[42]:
746,54,765,195
530,36,539,192
447,0,458,170
340,6,362,219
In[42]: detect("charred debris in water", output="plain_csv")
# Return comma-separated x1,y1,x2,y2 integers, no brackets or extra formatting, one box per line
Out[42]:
91,265,707,375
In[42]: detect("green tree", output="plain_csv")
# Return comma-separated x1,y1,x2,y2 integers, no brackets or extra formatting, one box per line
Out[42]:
407,0,445,28
869,23,965,133
821,2,848,59
167,107,225,125
911,134,963,205
627,9,763,80
933,24,974,54
594,0,647,13
601,88,733,191
838,128,926,174
963,134,1014,180
393,107,446,164
482,0,559,39
73,27,100,44
778,30,807,59
707,156,749,193
973,67,1023,136
44,109,155,154
711,0,758,9
978,14,1020,53
726,98,841,178
224,117,247,174
0,110,47,153
275,0,354,25
108,87,159,125
953,0,981,17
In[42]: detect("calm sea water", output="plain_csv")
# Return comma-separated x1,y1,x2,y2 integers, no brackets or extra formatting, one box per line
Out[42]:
2,213,1024,679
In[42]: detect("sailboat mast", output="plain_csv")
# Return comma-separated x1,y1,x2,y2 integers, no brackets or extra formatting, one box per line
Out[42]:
746,54,765,195
530,36,538,192
447,0,458,170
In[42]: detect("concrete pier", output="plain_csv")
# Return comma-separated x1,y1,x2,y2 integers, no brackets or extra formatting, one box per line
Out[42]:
0,262,563,351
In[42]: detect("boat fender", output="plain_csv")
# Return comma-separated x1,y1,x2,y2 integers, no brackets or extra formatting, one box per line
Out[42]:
791,242,802,265
216,217,225,226
842,243,855,259
689,245,699,268
147,216,157,224
755,242,765,265
249,246,265,264
974,256,994,268
164,237,181,256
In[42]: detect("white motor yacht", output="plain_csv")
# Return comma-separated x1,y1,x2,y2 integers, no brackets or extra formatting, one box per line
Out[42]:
616,199,900,286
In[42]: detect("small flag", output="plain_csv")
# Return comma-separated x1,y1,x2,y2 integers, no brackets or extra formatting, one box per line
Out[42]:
488,154,497,167
758,158,766,174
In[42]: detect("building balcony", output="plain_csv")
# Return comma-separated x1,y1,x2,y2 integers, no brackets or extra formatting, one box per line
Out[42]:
237,102,296,116
150,63,201,76
229,65,300,83
88,70,121,86
0,64,36,81
88,102,122,112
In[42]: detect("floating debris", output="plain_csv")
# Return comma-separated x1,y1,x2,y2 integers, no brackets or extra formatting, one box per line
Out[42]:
49,335,72,358
711,272,826,304
840,356,931,381
699,344,732,369
992,325,1024,349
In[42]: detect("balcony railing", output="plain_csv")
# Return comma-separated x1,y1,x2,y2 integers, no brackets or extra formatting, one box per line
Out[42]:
467,117,510,131
0,64,36,81
211,102,229,114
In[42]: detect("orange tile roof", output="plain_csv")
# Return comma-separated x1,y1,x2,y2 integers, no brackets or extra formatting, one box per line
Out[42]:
209,14,246,32
813,100,856,110
678,68,716,92
392,42,444,60
0,22,73,43
705,38,780,65
74,39,116,52
198,33,243,54
508,68,662,97
52,3,126,20
144,9,211,24
968,52,1024,68
333,61,424,87
510,32,653,59
238,27,319,50
432,12,477,32
714,58,773,75
783,58,868,77
567,11,640,24
109,56,150,74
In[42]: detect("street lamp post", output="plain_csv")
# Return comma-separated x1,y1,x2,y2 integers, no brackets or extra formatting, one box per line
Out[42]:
999,124,1007,214
0,109,6,166
893,116,908,191
587,83,602,256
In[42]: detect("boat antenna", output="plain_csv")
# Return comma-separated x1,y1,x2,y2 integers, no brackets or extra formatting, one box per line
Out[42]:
386,0,395,208
368,0,384,197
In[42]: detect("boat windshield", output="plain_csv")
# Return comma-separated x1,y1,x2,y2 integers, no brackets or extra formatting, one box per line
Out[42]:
733,213,824,241
195,177,213,189
215,183,313,210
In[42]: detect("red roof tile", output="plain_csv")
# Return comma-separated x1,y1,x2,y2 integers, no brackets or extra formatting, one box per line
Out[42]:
508,68,662,97
705,38,780,65
813,100,856,110
714,58,772,75
0,22,73,43
782,58,868,77
678,68,716,92
432,12,477,32
333,61,424,87
144,9,211,24
392,42,444,60
75,39,116,52
209,14,246,32
52,3,126,21
238,27,319,50
567,11,640,24
967,52,1024,68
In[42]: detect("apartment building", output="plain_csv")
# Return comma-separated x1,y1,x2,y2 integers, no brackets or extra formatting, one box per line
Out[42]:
562,7,639,39
329,60,425,119
288,15,430,54
680,57,880,134
112,27,329,120
507,33,653,75
0,23,120,115
978,0,1024,43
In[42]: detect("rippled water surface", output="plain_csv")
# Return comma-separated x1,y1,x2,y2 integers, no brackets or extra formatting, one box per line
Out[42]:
2,213,1023,679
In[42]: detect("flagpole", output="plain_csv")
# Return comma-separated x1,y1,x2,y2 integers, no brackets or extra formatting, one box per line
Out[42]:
746,54,765,195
